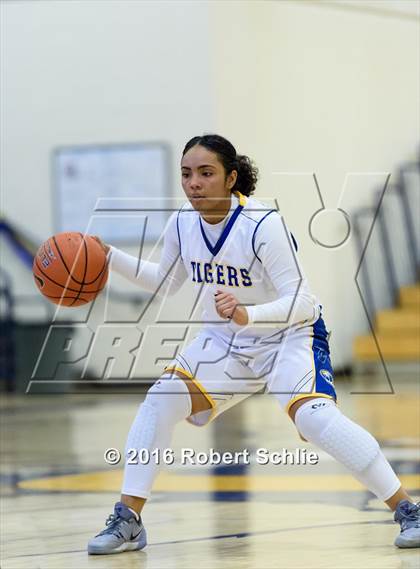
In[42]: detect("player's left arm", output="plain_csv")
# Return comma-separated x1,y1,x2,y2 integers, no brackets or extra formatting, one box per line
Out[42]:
214,212,319,327
248,212,319,325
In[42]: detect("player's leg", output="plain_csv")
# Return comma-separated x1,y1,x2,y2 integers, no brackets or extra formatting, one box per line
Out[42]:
289,396,419,548
88,370,211,555
289,397,411,506
121,371,211,515
88,328,262,555
268,324,419,549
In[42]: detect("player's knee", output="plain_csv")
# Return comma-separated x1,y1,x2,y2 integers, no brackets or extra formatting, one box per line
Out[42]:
294,398,379,473
294,398,338,441
124,378,192,456
144,376,192,422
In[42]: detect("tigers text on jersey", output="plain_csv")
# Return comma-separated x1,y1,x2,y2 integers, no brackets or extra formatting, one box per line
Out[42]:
111,191,320,344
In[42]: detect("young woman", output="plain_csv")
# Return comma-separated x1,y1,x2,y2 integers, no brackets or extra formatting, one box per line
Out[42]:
88,134,419,554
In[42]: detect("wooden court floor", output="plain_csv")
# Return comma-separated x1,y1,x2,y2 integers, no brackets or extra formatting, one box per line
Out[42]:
1,374,419,569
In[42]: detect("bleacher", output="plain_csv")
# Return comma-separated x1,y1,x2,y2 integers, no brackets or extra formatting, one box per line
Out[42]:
353,158,420,363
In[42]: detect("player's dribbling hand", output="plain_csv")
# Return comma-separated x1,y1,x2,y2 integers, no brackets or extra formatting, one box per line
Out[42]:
91,236,111,256
214,290,249,326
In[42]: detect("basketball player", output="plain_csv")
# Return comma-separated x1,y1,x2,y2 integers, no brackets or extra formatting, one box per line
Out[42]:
88,135,419,554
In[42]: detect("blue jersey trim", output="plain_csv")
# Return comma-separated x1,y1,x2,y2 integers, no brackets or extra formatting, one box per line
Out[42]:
199,202,244,257
176,210,183,260
251,209,276,262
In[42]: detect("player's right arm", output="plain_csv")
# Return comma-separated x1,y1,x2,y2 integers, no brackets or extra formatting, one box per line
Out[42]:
93,212,187,296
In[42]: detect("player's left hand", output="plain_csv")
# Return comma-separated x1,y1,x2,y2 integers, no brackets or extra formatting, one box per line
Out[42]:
214,290,249,326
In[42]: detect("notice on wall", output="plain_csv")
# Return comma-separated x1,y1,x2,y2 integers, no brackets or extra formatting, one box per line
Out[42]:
54,143,171,244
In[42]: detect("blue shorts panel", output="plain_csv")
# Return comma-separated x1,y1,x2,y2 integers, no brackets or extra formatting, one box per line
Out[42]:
312,344,337,400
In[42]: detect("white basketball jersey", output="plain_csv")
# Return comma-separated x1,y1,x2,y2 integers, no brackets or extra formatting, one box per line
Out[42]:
174,191,318,342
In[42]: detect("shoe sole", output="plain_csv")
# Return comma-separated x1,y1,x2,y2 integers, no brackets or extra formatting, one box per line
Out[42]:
88,527,147,555
395,534,420,549
395,540,420,548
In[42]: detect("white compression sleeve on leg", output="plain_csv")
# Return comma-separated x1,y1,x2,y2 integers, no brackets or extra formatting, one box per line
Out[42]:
351,449,401,501
295,398,400,500
122,377,191,499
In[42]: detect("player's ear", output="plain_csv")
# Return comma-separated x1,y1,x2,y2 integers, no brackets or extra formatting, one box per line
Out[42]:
226,169,237,191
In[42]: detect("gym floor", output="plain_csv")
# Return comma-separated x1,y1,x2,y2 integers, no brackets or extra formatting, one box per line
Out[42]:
1,374,419,569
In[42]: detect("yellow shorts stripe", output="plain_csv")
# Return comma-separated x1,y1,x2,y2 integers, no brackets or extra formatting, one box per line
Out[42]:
164,366,217,426
285,393,337,416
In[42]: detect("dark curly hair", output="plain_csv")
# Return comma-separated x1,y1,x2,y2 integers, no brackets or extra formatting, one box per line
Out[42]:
182,134,258,197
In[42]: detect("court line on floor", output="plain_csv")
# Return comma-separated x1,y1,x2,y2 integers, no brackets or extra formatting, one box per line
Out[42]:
16,470,420,493
1,518,177,544
2,519,393,560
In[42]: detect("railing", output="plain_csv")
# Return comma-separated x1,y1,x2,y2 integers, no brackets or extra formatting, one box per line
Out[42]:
0,267,15,391
353,158,420,321
0,219,147,313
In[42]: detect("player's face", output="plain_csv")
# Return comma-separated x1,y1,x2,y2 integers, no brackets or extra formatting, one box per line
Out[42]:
181,145,237,215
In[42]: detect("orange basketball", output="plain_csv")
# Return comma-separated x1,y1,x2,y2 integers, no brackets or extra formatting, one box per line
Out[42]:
33,232,109,307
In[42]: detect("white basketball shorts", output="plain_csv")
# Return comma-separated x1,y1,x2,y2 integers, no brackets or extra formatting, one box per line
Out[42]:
164,317,337,426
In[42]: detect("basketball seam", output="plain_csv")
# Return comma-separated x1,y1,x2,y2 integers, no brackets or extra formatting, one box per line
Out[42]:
90,253,109,284
34,257,106,294
41,294,90,304
52,235,72,276
52,234,108,286
69,234,88,307
34,234,108,307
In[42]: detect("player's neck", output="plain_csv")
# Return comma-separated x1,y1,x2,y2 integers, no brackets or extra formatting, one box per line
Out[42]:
201,195,233,225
